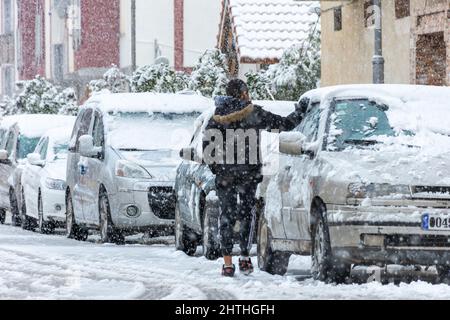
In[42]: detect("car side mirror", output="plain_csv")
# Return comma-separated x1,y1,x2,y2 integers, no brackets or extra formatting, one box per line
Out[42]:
0,149,8,161
180,147,197,162
279,132,307,156
79,135,102,158
27,153,45,167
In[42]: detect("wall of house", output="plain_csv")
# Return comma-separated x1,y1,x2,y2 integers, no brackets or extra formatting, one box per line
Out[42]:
17,0,46,80
184,0,221,68
321,0,413,86
74,0,120,70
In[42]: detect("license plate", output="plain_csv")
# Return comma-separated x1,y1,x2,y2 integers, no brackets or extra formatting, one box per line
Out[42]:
422,213,450,231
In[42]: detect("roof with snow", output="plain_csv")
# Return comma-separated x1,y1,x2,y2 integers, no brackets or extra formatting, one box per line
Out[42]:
85,92,215,114
218,0,320,64
0,115,76,138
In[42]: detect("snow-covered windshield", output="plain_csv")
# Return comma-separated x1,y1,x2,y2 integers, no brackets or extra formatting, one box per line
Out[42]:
328,99,396,151
105,111,201,151
17,135,41,160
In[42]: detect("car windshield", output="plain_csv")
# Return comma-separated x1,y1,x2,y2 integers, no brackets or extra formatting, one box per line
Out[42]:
106,111,201,151
328,99,396,151
17,136,41,160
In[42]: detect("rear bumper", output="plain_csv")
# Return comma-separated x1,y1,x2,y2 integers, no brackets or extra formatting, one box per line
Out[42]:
42,188,66,221
327,205,450,266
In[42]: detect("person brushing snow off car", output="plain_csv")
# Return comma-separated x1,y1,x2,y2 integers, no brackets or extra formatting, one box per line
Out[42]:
203,79,305,277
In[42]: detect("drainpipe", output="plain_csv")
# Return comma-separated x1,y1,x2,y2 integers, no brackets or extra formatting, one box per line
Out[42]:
131,0,136,72
372,0,384,84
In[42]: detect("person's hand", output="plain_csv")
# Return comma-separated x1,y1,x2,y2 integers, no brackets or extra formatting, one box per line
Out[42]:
295,98,309,114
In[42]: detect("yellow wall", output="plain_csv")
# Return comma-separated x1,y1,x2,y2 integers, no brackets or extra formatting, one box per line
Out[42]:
321,0,414,86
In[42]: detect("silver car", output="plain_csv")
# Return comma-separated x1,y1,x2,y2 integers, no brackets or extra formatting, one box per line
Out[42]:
65,92,213,244
257,84,450,283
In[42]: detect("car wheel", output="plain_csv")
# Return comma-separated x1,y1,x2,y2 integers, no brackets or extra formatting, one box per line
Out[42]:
99,190,125,245
10,189,21,227
311,207,351,284
66,192,88,241
175,202,197,256
38,191,55,234
202,199,220,260
21,190,36,232
257,216,290,275
0,209,5,224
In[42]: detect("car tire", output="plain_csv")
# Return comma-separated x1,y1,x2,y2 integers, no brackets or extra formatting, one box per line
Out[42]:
257,215,291,275
0,209,5,224
21,190,36,232
99,190,125,245
10,189,21,227
38,191,55,234
66,192,88,241
175,202,197,256
311,206,351,284
202,199,220,261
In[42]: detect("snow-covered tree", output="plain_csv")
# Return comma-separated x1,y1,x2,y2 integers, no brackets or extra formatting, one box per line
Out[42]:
130,63,189,93
15,75,60,114
0,96,15,116
57,88,79,116
266,24,321,101
245,70,273,100
89,65,129,94
189,49,228,97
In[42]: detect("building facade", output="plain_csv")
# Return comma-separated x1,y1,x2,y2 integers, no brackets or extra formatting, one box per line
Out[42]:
0,0,18,99
321,0,450,86
119,0,222,72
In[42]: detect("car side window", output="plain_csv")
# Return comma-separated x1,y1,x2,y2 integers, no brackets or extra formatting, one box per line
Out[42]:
5,130,15,157
39,138,49,160
295,103,321,142
0,129,6,148
75,108,93,152
92,112,105,148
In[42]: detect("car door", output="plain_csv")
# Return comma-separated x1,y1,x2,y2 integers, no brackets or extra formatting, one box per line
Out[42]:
23,137,48,219
71,108,93,223
0,126,18,209
81,110,105,224
178,121,204,229
280,103,321,242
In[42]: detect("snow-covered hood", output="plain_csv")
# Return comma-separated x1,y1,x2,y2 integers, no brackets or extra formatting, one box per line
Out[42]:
120,150,180,182
45,159,67,181
320,146,450,187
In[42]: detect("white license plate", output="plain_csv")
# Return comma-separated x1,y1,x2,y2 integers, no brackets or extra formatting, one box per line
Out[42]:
422,213,450,231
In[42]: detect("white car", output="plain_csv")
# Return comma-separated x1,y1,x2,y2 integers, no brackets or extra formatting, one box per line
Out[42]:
21,127,73,233
0,115,75,228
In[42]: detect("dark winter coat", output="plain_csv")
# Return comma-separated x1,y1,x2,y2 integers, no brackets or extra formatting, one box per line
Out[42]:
203,96,303,180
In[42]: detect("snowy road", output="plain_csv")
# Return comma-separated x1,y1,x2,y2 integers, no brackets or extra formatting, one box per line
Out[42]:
2,219,450,299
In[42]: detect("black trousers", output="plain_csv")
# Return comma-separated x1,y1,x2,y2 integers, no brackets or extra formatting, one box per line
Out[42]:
216,175,259,257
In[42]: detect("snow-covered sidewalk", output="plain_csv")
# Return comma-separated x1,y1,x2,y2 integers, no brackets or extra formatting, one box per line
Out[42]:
1,222,450,300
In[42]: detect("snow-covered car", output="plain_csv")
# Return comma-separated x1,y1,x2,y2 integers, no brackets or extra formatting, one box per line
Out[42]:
65,92,213,244
20,126,74,233
0,115,75,228
257,84,450,283
175,101,296,260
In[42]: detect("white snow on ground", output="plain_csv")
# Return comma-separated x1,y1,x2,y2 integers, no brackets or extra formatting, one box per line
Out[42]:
2,219,450,300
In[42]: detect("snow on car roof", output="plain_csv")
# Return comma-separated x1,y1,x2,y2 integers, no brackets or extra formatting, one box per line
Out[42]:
85,92,215,114
0,114,76,138
302,84,450,135
43,126,73,142
254,100,295,116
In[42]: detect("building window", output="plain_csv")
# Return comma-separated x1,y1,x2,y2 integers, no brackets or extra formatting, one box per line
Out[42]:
334,7,342,31
35,2,43,64
364,0,375,28
395,0,410,19
2,66,14,97
2,0,13,34
53,44,64,81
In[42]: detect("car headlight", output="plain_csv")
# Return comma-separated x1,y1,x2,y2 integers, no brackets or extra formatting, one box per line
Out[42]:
115,160,153,179
348,183,410,198
45,178,66,191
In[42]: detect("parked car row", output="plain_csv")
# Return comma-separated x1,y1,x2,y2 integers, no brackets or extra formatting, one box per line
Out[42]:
2,85,450,284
